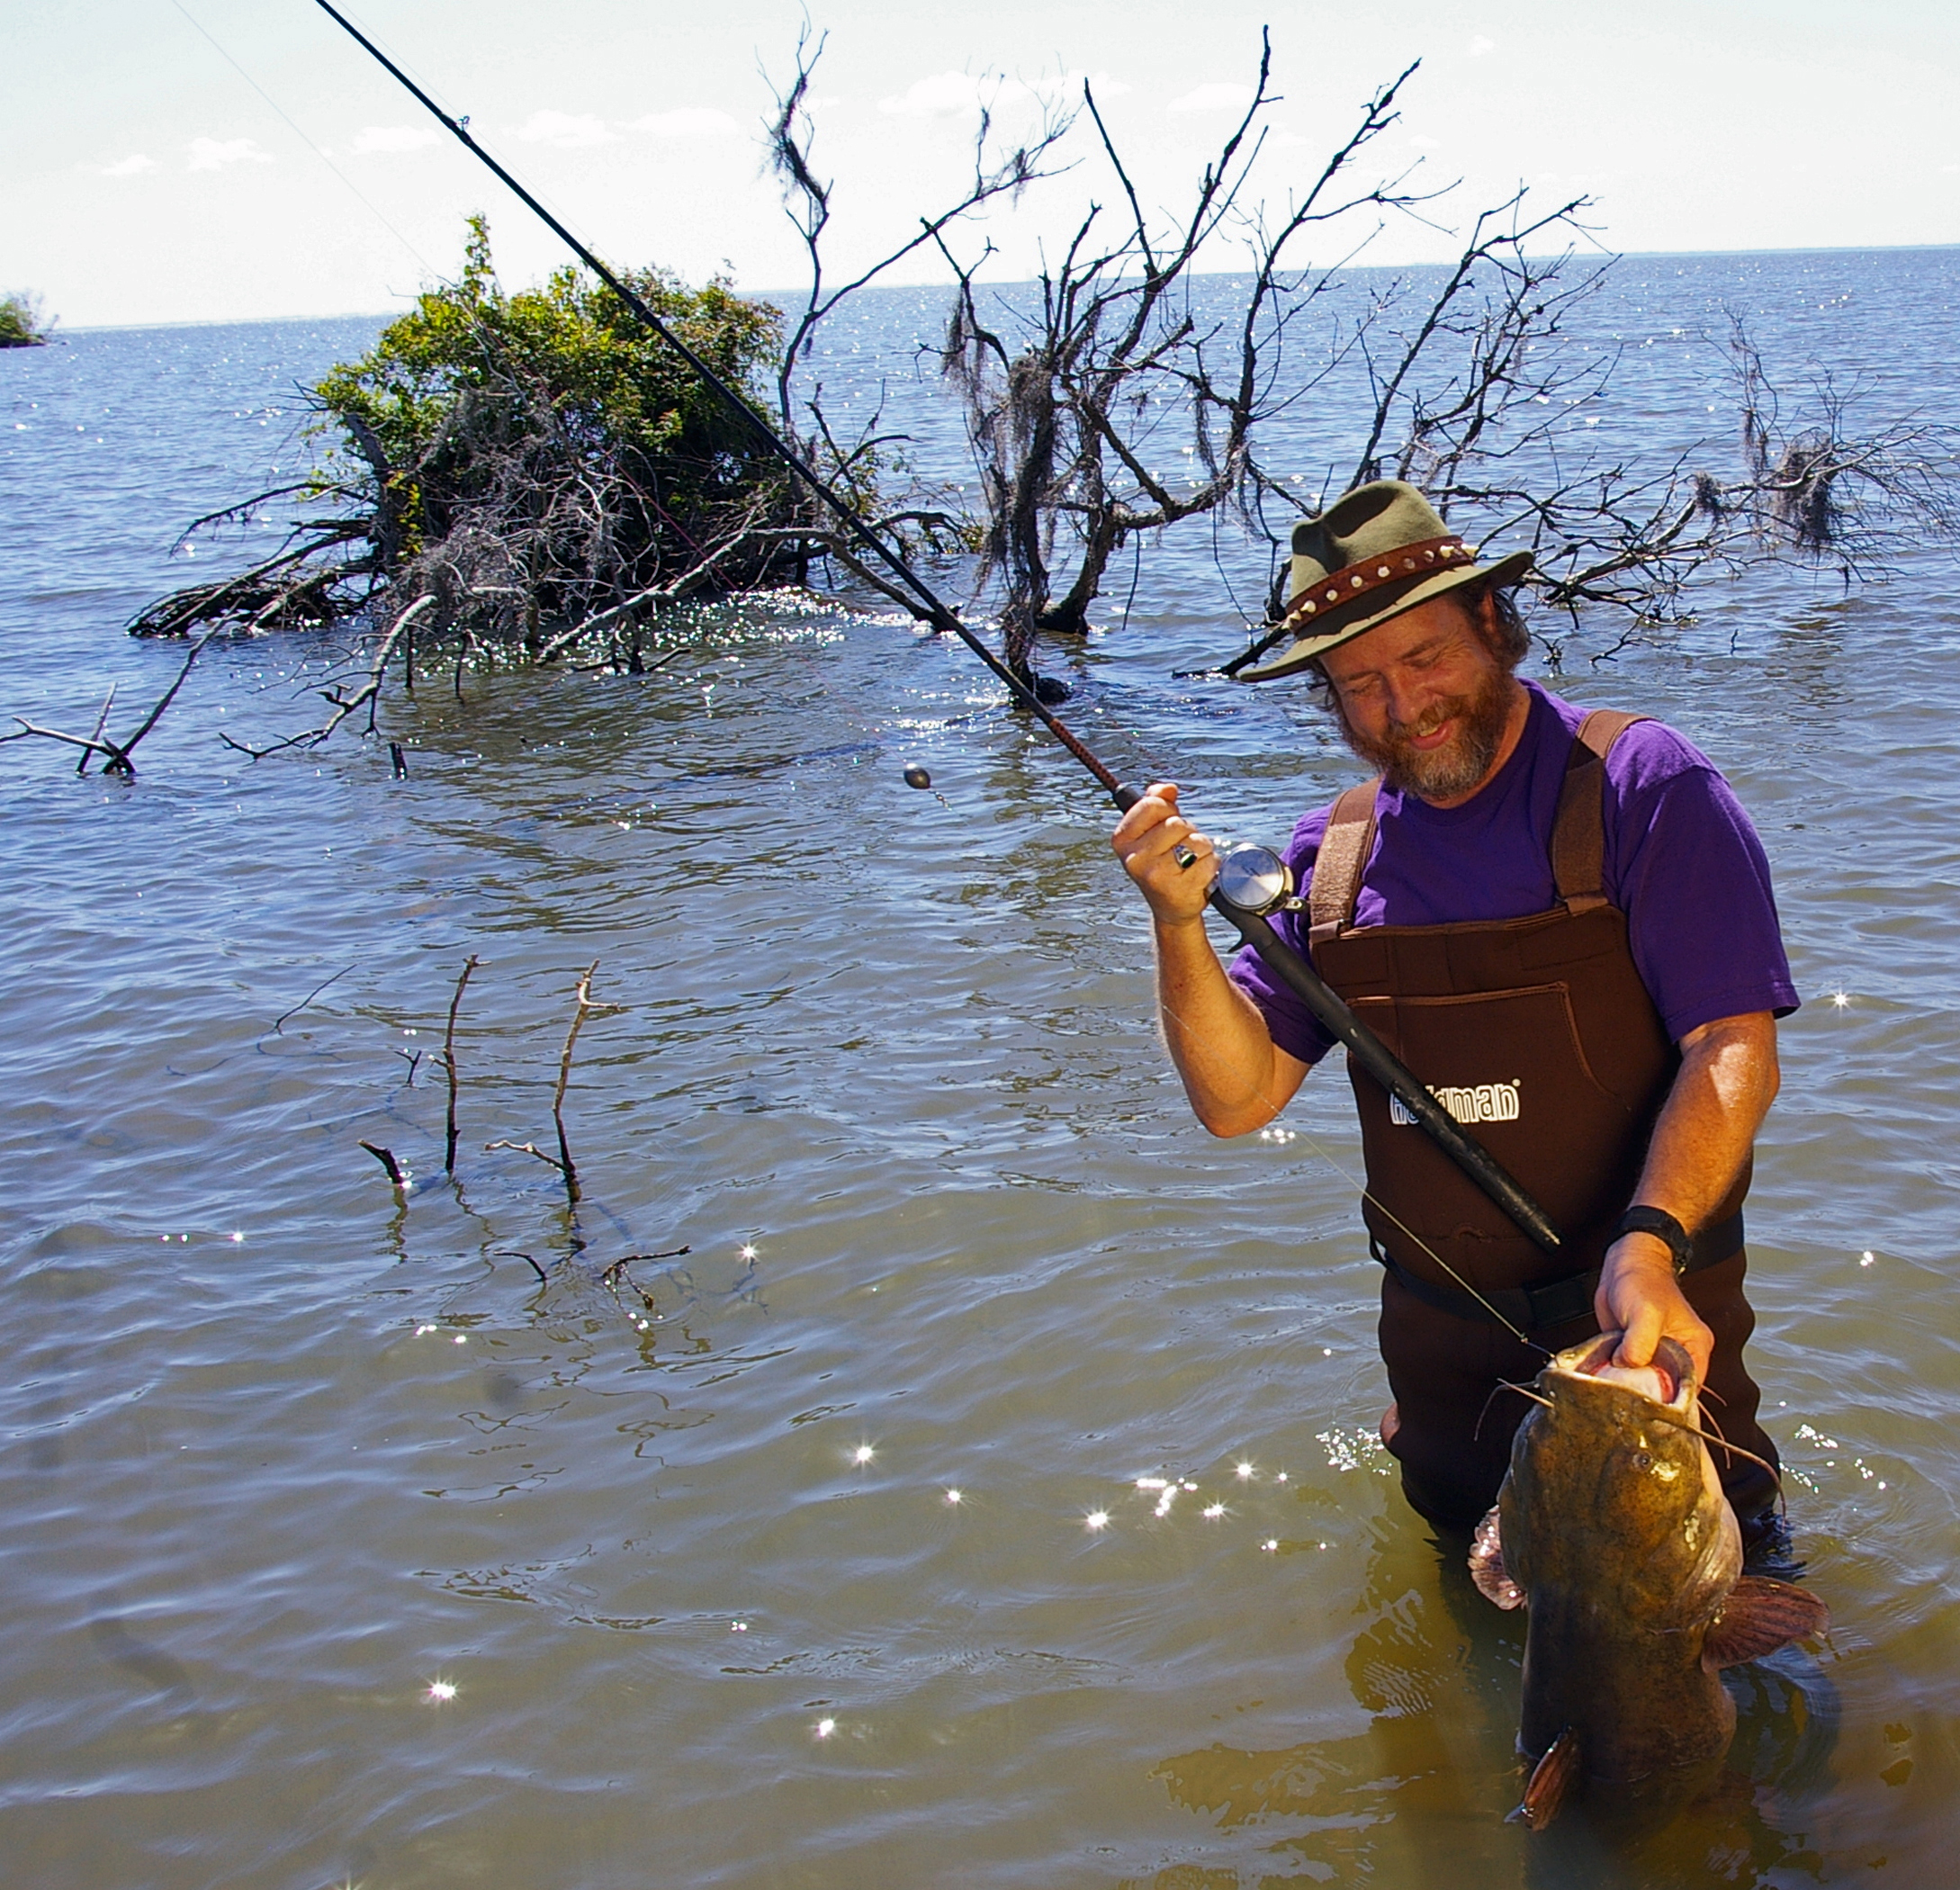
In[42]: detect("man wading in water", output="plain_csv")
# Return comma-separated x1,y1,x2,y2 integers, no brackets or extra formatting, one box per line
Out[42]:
1113,481,1795,1545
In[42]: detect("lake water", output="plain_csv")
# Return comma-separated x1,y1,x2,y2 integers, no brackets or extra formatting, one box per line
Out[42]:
2,247,1958,1888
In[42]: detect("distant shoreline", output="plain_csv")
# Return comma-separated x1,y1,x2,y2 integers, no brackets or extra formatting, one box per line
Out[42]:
47,239,1960,335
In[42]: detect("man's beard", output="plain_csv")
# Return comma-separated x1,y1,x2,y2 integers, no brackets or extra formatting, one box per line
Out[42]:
1336,663,1517,802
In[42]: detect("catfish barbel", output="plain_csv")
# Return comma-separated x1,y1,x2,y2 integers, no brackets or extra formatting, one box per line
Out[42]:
1470,1332,1830,1832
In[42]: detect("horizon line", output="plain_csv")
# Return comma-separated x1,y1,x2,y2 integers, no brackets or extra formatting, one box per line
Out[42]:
53,238,1960,334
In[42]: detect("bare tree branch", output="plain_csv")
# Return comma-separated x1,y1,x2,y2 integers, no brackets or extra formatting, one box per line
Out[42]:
220,593,437,760
939,35,1428,681
5,628,218,777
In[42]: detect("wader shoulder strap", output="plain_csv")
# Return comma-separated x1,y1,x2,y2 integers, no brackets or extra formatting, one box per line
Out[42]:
1551,709,1646,913
1308,778,1381,949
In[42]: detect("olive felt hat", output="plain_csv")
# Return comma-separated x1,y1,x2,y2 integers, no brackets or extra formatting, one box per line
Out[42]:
1236,479,1533,682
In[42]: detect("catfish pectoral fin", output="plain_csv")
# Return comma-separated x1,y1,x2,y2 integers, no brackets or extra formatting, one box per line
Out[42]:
1515,1727,1581,1831
1702,1574,1831,1670
1469,1505,1524,1610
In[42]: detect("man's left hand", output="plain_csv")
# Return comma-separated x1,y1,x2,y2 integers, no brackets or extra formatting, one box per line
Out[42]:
1596,1233,1713,1386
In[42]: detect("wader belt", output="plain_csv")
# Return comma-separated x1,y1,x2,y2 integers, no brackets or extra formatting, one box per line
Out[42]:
1370,1209,1746,1331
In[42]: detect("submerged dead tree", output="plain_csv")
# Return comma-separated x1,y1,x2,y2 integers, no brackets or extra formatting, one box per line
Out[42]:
759,24,1071,614
914,36,1956,677
1308,290,1960,667
129,46,1079,723
935,35,1446,683
130,215,788,662
1224,214,1959,670
1,629,214,776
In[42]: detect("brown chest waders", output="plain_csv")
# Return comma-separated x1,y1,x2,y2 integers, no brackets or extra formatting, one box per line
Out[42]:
1308,711,1778,1527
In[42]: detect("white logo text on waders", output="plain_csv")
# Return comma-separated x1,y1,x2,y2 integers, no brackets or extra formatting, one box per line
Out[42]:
1389,1081,1521,1127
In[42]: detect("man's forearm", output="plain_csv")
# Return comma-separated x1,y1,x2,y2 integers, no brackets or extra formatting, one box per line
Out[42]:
1627,1012,1780,1235
1596,1011,1779,1372
1154,916,1307,1137
1112,780,1308,1137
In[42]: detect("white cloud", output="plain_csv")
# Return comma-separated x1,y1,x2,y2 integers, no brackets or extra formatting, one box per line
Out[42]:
1168,81,1256,114
1469,35,1497,57
186,137,273,172
630,107,742,138
880,72,1029,117
99,153,158,176
513,110,608,148
878,68,1122,118
354,124,441,155
1032,68,1129,104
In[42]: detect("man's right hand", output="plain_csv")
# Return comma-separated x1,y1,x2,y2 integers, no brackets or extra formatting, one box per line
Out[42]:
1112,781,1217,927
1113,781,1308,1137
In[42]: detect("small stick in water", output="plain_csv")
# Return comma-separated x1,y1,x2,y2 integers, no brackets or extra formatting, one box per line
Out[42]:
273,963,353,1035
550,960,625,1205
359,1139,406,1188
443,954,479,1174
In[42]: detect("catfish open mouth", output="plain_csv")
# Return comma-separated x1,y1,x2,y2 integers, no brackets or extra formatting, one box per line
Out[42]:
1550,1333,1695,1410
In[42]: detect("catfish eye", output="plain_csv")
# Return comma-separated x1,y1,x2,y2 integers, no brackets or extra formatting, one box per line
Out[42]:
1631,1450,1654,1472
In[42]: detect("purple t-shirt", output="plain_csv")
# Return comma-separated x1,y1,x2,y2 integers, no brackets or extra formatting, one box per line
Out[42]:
1228,679,1799,1065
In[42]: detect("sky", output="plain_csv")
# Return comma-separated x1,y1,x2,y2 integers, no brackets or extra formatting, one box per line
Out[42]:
5,0,1960,328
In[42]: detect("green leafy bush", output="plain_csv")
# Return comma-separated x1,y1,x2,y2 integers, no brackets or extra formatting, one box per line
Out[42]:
133,218,793,645
0,291,52,347
312,216,787,622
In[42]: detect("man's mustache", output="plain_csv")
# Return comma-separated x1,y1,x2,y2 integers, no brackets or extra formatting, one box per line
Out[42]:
1388,700,1466,743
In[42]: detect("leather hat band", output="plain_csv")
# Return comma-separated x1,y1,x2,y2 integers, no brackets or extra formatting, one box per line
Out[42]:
1282,535,1477,627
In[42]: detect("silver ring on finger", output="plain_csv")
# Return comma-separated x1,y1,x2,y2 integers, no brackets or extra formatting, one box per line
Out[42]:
1173,842,1198,870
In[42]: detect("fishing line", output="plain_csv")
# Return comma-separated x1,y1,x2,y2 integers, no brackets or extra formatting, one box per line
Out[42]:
168,0,436,278
1149,980,1542,1346
1281,1113,1547,1351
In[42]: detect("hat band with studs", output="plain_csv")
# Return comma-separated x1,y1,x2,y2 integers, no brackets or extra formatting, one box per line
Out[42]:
1283,534,1477,627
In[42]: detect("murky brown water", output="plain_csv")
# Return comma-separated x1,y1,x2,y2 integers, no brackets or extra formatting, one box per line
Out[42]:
4,256,1959,1886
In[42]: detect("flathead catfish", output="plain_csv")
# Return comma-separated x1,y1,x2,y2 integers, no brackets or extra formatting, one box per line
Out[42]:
1470,1332,1829,1832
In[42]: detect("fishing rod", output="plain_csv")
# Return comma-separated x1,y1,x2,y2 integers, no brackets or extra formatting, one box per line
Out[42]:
307,0,1562,1259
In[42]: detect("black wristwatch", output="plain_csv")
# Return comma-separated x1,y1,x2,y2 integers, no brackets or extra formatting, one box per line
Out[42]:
1611,1205,1695,1276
